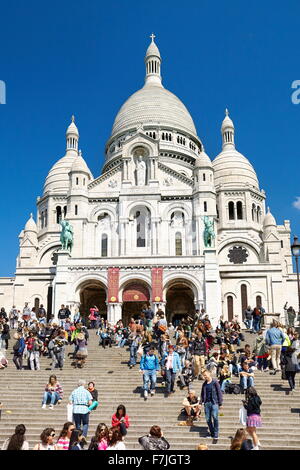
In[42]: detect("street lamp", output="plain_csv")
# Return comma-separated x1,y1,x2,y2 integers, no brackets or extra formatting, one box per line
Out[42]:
291,235,300,318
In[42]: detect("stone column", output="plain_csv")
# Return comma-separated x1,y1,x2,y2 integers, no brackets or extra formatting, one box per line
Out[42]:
204,249,222,328
107,302,122,324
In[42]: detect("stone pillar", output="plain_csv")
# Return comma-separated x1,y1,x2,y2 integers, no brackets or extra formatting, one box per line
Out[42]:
153,301,166,314
204,249,222,328
107,302,122,324
52,250,71,320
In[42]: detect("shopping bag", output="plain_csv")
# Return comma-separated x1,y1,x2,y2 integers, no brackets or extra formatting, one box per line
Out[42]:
67,403,73,422
137,346,143,356
239,406,247,426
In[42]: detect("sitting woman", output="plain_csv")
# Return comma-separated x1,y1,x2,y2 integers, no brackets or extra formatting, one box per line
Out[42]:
230,428,253,450
219,364,232,392
138,426,170,450
33,428,58,450
2,424,29,450
182,389,201,424
42,375,63,409
111,404,130,437
107,427,126,450
87,381,99,412
68,429,87,450
88,423,109,450
0,349,8,369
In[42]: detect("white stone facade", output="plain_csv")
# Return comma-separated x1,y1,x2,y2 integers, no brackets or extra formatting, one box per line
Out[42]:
0,37,298,326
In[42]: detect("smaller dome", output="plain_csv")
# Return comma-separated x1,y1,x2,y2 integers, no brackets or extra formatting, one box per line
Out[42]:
263,208,277,227
66,115,79,136
44,154,76,194
213,148,259,189
194,151,212,168
221,109,234,131
146,37,161,58
70,153,93,178
24,214,37,232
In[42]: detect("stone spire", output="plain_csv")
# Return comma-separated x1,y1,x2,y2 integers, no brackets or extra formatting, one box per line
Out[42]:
66,115,79,155
144,33,162,87
221,108,235,150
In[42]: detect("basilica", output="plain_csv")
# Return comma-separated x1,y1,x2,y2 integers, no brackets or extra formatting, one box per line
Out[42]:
1,36,298,326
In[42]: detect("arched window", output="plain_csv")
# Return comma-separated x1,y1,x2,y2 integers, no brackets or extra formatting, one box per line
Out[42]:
63,206,67,218
101,234,108,257
76,177,79,185
56,206,62,224
136,210,146,247
34,297,40,312
204,201,207,212
45,209,48,227
175,232,183,256
75,205,78,215
227,296,234,322
229,201,235,220
256,296,262,308
252,204,256,221
241,284,248,314
203,173,206,181
256,207,260,223
236,201,243,220
41,211,44,229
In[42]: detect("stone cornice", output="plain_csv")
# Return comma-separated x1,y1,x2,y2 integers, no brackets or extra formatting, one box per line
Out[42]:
68,264,204,271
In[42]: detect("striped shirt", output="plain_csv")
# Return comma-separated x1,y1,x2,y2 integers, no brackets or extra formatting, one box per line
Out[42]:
69,386,92,414
56,437,70,450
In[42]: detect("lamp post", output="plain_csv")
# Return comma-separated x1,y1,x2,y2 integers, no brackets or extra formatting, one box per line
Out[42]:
291,236,300,321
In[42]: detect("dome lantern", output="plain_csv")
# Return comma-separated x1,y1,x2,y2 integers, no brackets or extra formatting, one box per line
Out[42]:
66,115,79,155
144,33,162,87
221,109,235,150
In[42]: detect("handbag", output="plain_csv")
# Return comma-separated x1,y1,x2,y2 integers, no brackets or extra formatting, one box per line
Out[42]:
239,406,247,426
67,403,73,422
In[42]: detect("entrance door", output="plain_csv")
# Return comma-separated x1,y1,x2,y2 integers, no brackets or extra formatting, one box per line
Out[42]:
122,282,150,325
166,282,195,324
79,282,107,320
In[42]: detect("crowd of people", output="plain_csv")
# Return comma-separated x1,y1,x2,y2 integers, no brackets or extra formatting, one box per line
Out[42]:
0,300,299,450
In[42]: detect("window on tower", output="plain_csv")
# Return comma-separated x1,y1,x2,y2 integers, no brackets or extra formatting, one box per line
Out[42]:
101,234,108,257
236,201,243,220
228,201,235,220
56,206,62,224
175,232,183,256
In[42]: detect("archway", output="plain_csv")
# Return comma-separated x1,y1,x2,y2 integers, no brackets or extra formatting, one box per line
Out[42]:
165,280,195,325
79,280,107,319
122,281,150,325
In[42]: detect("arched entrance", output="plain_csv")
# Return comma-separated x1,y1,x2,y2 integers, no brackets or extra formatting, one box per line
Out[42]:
79,280,107,319
165,280,195,325
122,281,150,325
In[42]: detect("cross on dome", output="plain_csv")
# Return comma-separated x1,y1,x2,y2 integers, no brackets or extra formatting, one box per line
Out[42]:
150,33,156,42
71,115,75,122
225,108,229,116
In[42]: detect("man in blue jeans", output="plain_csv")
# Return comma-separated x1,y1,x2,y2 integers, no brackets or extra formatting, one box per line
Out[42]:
239,362,255,392
139,347,160,400
200,370,223,441
69,379,92,437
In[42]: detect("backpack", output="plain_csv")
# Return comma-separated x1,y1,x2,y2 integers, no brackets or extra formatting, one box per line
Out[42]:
225,383,241,394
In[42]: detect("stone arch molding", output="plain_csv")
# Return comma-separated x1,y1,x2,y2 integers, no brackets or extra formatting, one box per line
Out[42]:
163,273,202,301
126,200,156,218
218,238,260,257
38,242,62,265
73,274,108,295
90,205,117,223
119,273,152,297
123,137,157,159
163,202,193,221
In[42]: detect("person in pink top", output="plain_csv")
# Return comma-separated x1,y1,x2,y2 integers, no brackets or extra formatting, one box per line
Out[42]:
56,422,75,450
88,423,109,450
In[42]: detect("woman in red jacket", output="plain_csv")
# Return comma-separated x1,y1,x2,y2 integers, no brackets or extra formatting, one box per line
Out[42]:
111,404,130,437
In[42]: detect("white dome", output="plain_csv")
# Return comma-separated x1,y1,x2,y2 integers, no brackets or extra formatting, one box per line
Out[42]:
263,209,277,227
195,151,212,168
111,84,197,139
213,148,259,189
70,155,93,177
44,154,76,194
24,214,37,232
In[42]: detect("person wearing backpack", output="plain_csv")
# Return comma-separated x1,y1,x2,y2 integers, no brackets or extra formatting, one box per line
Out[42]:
12,332,25,370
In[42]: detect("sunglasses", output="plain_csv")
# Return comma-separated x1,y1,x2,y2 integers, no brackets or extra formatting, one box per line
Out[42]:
50,433,55,437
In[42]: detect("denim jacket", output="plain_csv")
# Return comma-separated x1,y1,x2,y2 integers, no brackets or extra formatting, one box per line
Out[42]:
161,352,182,373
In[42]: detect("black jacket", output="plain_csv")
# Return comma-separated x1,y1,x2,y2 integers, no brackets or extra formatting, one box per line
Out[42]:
244,395,261,416
192,338,206,356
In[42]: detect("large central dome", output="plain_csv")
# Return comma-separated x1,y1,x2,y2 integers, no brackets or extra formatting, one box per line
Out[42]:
110,36,198,140
111,85,197,138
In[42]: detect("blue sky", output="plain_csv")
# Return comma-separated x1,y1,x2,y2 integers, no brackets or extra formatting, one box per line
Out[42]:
0,0,300,275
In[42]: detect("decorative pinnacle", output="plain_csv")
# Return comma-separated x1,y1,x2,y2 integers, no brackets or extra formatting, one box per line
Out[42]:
71,115,75,123
30,213,33,218
79,149,82,156
225,108,229,116
150,33,156,42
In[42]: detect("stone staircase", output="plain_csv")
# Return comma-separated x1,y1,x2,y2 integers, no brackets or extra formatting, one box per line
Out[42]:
0,331,299,450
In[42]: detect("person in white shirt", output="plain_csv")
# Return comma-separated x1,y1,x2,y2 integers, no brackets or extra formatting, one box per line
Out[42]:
107,427,126,450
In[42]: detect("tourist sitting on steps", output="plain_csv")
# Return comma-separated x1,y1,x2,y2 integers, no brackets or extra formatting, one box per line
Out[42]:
33,428,58,450
87,381,99,411
239,362,255,392
138,426,170,450
111,404,130,437
88,423,109,450
107,427,126,450
182,389,201,424
56,422,75,450
1,424,29,450
42,374,63,409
